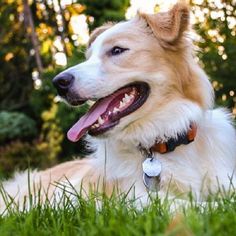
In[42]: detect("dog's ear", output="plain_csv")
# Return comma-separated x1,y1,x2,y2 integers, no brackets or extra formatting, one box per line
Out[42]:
140,3,190,48
88,22,114,47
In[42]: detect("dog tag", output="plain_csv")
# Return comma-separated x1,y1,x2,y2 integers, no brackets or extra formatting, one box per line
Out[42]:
143,173,160,191
142,158,162,177
142,158,162,191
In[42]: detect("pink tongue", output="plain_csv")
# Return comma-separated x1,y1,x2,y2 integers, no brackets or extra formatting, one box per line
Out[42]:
67,96,114,142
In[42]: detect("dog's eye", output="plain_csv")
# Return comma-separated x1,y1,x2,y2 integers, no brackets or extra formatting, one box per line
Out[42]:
109,46,129,56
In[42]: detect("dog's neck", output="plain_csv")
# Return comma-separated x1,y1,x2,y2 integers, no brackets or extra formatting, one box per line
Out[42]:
93,122,198,165
111,100,203,149
92,101,203,171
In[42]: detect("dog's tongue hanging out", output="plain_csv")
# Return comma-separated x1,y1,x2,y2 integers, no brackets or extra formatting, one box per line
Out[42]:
67,95,113,142
67,83,149,142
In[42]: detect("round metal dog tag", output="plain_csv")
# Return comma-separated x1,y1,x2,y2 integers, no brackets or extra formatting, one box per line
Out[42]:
142,158,162,177
143,173,161,191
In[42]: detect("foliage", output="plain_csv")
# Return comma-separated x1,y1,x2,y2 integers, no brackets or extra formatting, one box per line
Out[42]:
191,0,236,110
1,189,236,235
0,111,37,144
0,0,85,112
38,102,64,162
80,0,130,31
0,0,34,111
0,141,48,179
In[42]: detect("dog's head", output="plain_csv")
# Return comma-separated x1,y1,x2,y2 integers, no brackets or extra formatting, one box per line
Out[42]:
53,3,213,146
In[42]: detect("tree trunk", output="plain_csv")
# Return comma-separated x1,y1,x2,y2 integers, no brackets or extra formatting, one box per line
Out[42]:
23,0,43,75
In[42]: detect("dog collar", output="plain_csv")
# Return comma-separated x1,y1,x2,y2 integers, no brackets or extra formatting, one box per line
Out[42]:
141,123,197,191
151,123,197,154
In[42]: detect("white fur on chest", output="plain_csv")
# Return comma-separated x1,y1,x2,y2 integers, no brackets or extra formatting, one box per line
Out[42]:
90,108,236,200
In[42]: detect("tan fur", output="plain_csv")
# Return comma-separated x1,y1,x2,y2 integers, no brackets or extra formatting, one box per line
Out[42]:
88,22,114,47
33,159,93,201
140,3,190,49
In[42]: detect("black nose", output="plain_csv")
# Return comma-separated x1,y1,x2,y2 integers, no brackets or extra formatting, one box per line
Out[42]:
52,73,74,96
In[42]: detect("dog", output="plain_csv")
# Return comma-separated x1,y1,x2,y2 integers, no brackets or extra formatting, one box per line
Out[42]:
1,3,236,212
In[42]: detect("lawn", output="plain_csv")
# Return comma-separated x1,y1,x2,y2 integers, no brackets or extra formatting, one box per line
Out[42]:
0,190,236,236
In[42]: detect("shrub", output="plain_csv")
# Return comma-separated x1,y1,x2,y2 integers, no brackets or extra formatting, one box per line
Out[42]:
0,111,37,144
0,140,52,179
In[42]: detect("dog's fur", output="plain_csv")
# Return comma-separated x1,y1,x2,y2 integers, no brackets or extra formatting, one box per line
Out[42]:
1,3,236,212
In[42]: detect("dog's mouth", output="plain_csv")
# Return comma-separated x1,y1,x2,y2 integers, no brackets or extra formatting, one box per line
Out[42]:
67,82,150,142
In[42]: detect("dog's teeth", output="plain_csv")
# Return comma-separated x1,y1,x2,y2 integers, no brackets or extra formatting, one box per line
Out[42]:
125,93,132,102
125,94,130,100
108,111,112,116
98,116,104,125
92,123,99,129
123,96,129,104
119,101,124,108
113,107,119,113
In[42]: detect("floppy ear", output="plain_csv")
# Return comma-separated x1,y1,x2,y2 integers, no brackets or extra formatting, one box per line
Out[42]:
140,3,190,48
88,22,114,47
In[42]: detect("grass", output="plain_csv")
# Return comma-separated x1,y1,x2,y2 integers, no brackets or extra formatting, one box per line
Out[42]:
0,187,236,236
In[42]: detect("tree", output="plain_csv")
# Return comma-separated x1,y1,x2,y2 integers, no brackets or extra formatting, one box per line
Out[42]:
23,0,43,74
191,0,236,112
0,0,34,111
79,0,130,31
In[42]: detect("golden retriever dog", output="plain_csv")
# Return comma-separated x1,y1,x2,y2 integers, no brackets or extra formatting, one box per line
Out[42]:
1,3,236,212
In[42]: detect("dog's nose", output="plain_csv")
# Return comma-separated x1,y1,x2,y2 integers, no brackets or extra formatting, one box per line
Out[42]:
52,73,74,96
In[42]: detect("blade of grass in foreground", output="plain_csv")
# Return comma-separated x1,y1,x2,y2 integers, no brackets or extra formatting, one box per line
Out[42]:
0,179,236,235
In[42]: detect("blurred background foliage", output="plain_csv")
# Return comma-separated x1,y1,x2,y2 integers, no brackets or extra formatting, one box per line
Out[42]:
0,0,235,177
